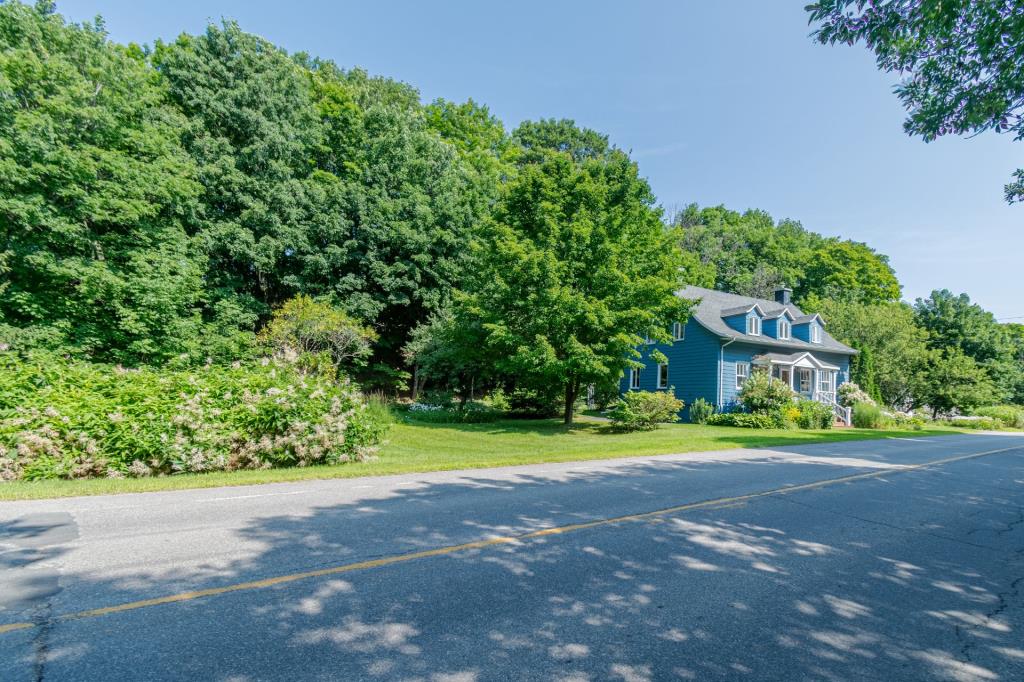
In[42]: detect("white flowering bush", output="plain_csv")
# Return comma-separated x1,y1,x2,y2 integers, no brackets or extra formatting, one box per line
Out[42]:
0,351,389,481
838,382,876,408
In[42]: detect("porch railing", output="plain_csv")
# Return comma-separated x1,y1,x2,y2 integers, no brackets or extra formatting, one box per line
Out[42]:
812,390,851,426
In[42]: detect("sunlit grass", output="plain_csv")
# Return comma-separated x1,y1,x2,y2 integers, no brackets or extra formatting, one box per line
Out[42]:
0,418,962,501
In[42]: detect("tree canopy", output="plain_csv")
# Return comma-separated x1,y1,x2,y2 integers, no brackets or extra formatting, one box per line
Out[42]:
0,1,204,363
808,0,1024,203
454,121,690,423
673,204,900,304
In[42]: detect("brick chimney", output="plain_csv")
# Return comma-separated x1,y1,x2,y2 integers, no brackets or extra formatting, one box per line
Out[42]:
774,286,792,306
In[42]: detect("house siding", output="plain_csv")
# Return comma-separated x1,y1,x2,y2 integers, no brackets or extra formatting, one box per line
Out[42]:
793,320,819,343
618,318,721,417
723,312,755,335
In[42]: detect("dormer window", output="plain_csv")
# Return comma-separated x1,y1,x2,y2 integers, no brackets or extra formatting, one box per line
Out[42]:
746,315,761,336
778,320,791,340
811,324,821,344
672,321,685,341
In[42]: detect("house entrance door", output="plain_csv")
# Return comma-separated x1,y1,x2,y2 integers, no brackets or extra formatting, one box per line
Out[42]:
772,365,793,390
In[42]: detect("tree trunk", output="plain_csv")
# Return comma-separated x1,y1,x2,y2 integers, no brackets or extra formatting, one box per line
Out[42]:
563,380,576,425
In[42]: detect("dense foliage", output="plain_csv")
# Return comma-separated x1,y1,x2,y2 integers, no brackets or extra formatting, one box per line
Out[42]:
609,391,684,432
673,205,900,304
452,120,690,423
808,0,1024,203
0,1,205,363
1,1,1020,437
0,351,387,480
0,3,495,368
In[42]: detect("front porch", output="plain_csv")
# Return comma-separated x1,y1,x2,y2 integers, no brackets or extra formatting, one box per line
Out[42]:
751,351,850,425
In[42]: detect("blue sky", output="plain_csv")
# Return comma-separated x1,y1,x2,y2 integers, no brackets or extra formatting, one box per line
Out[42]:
56,0,1023,320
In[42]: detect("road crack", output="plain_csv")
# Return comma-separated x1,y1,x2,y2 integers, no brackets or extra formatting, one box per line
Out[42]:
31,602,52,682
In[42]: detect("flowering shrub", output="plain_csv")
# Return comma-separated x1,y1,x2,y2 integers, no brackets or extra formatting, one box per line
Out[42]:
838,382,875,408
609,391,683,432
0,351,388,481
738,371,796,415
795,399,834,430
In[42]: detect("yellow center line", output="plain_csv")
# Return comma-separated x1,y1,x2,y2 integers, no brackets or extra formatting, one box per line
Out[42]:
1,443,1020,636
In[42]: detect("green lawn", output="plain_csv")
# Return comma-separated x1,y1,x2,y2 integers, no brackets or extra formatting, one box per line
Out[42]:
0,418,962,501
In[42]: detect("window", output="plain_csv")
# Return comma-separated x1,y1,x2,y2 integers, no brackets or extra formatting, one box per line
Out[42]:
798,368,812,393
735,362,750,389
819,371,835,394
778,320,791,340
657,363,669,389
629,367,641,390
811,323,822,343
746,315,761,336
672,321,685,341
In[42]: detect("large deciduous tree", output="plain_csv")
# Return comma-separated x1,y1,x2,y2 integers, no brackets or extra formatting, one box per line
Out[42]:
914,289,1023,403
458,121,690,424
803,298,931,408
0,1,205,363
808,0,1024,203
674,204,899,304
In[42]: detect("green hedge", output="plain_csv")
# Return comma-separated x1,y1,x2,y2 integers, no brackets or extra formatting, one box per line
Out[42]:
0,352,388,481
970,405,1024,429
706,412,778,429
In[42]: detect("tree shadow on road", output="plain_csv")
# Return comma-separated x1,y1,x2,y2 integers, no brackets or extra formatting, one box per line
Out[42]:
2,441,1023,681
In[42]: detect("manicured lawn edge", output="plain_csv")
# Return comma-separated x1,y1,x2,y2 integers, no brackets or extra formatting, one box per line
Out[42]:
0,419,966,501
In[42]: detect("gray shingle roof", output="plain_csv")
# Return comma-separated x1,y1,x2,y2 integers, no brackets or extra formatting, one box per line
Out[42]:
677,285,856,355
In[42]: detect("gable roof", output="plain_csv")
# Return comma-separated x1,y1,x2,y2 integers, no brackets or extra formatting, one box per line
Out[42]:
792,313,825,325
677,285,856,355
720,303,766,317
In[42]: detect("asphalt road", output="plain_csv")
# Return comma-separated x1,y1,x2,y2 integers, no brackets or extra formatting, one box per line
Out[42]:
2,433,1023,682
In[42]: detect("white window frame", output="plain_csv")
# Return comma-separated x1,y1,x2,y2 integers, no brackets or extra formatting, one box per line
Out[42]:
735,362,750,389
657,363,669,389
672,321,685,341
746,315,761,336
629,367,641,390
811,323,822,344
778,320,791,340
798,368,812,393
818,370,835,394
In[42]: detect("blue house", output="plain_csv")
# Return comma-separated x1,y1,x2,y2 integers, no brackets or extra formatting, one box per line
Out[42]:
621,286,856,424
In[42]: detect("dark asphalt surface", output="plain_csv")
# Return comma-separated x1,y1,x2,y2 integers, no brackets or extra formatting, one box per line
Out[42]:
1,434,1022,681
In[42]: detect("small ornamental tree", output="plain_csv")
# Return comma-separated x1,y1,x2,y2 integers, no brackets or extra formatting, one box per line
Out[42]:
738,371,797,415
260,296,376,373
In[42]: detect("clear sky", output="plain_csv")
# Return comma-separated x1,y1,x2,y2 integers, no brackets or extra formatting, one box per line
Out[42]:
55,0,1023,320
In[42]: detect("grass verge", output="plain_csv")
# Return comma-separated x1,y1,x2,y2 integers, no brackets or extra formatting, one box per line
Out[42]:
0,418,963,501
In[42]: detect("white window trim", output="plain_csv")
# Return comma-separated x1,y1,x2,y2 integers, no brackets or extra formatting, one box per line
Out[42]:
811,324,822,344
735,362,750,389
629,368,641,390
746,315,761,336
818,370,835,393
672,321,684,341
657,363,669,389
778,320,791,340
798,368,812,393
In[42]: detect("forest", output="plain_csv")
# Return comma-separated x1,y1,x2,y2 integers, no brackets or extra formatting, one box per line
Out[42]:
2,2,1022,480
